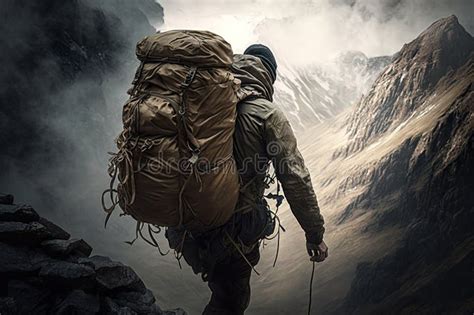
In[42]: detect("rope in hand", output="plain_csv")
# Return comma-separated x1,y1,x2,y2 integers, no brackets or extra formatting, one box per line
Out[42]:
308,260,316,315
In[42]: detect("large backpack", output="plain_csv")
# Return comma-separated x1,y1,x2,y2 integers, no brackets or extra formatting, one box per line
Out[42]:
103,30,241,233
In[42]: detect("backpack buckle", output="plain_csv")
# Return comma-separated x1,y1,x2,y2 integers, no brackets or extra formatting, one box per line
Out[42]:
188,152,199,164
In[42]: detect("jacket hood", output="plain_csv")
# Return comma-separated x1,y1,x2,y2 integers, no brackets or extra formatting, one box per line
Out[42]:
231,54,274,102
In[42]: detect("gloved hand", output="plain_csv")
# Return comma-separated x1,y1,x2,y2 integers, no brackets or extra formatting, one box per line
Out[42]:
306,240,328,262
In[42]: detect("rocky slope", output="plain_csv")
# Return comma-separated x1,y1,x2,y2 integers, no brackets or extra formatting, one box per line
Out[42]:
341,15,474,156
334,16,474,314
0,194,186,315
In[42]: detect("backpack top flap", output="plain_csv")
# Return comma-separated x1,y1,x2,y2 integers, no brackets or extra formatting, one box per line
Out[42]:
136,30,233,67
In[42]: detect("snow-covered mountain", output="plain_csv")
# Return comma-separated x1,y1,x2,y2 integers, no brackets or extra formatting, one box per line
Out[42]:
274,52,391,132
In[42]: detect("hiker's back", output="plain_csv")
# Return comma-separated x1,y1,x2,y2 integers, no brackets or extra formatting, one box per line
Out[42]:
230,53,282,212
104,30,241,232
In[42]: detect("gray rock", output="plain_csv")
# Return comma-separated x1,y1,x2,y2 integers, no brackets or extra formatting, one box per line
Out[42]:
39,260,95,288
103,297,138,315
113,289,157,314
0,242,50,274
0,221,51,243
54,289,100,314
0,194,14,205
41,238,92,258
8,280,52,314
38,217,70,240
0,242,36,273
0,297,17,314
79,255,145,292
0,204,39,222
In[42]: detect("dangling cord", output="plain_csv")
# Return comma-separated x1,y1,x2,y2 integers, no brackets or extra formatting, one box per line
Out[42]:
263,177,284,264
148,224,169,256
308,260,316,315
125,221,141,246
102,94,147,228
274,227,281,267
264,210,286,267
224,230,260,276
128,222,169,256
174,250,183,269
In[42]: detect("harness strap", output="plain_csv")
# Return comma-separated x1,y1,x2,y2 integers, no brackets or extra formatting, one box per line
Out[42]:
179,66,200,150
176,66,199,227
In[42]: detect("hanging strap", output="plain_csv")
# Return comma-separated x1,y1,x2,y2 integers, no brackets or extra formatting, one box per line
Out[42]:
178,66,200,151
176,66,200,227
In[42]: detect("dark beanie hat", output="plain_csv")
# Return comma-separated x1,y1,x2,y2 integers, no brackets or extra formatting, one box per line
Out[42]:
244,44,277,83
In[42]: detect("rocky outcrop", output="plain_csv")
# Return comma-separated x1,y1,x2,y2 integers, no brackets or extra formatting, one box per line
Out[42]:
328,16,474,314
0,194,186,315
338,75,473,312
341,15,474,156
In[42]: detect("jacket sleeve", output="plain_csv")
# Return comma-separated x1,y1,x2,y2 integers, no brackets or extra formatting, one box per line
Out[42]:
264,108,325,244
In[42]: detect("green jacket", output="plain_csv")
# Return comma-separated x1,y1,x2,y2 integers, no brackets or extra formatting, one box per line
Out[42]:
232,54,325,244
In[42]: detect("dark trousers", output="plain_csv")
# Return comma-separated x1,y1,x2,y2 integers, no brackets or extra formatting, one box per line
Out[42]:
203,245,260,315
166,204,272,315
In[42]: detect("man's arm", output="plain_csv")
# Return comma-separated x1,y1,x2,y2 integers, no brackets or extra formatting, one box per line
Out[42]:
264,108,326,246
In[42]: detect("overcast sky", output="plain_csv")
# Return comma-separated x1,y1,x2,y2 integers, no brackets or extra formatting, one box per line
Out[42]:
158,0,474,65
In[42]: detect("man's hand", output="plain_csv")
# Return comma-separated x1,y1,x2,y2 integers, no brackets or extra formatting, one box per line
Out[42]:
306,240,328,262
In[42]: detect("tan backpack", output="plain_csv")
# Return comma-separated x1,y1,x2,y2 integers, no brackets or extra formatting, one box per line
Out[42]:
103,30,240,233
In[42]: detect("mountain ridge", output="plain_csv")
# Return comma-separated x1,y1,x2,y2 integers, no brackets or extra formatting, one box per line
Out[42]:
343,15,474,155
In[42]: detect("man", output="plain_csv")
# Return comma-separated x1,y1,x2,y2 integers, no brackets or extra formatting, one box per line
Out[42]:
167,44,327,315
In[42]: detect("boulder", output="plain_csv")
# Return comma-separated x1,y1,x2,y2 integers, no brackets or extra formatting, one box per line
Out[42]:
0,194,14,205
0,204,39,222
102,297,138,315
0,242,37,274
79,255,145,292
38,217,70,240
8,280,52,314
113,289,157,314
41,238,92,258
0,242,50,274
0,221,51,243
54,289,100,314
39,260,95,288
0,297,17,314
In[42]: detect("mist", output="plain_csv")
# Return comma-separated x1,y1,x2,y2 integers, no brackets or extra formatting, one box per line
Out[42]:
160,0,474,65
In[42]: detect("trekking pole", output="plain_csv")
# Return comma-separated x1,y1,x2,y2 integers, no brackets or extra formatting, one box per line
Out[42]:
308,260,316,315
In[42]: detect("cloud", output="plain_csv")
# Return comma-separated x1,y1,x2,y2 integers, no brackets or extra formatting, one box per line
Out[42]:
159,0,474,65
